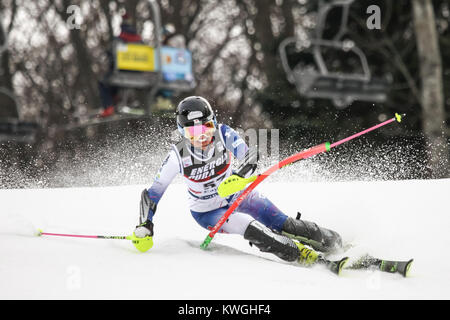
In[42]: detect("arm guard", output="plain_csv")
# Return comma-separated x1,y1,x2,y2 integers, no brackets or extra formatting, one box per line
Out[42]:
236,148,258,178
139,189,157,224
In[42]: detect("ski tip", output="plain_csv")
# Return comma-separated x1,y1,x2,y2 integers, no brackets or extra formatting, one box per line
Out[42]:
37,229,43,236
337,257,350,276
319,256,349,276
403,259,414,277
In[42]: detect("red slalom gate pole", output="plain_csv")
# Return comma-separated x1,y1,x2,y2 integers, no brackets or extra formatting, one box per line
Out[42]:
200,113,404,249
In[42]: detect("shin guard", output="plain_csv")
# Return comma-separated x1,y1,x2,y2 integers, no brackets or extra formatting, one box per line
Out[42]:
244,220,300,262
282,216,342,252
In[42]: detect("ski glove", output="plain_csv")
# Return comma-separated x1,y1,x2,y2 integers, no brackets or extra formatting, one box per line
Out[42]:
236,148,258,178
134,220,154,238
139,189,157,224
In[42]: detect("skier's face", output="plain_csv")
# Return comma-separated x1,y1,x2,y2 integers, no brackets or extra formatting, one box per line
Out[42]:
184,121,215,149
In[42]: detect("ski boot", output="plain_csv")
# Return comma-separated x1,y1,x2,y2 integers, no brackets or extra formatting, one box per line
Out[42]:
244,220,318,265
294,242,318,266
281,213,342,253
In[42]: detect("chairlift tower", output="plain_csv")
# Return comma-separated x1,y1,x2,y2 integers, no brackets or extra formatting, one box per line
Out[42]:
0,12,38,143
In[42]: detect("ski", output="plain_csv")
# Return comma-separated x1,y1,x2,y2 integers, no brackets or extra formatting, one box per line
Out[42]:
318,256,349,276
346,254,414,277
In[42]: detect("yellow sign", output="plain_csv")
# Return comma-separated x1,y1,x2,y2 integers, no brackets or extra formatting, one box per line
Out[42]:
116,43,156,72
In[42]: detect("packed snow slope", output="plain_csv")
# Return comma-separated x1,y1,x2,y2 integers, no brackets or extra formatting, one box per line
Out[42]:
1,179,449,299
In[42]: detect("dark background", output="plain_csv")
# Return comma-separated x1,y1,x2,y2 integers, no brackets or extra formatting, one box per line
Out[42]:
0,0,448,188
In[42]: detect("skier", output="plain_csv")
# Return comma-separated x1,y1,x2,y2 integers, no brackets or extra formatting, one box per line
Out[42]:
133,96,342,266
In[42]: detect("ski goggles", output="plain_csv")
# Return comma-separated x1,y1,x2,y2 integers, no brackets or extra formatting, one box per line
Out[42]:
183,120,216,141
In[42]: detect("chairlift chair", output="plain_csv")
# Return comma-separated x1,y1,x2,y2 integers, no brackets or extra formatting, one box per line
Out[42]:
278,0,390,108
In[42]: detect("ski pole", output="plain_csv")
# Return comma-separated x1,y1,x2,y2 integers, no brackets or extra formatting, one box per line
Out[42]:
38,230,130,240
200,113,405,249
37,229,153,252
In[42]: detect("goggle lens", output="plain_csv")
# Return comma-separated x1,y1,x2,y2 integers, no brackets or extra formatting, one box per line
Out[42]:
184,120,215,140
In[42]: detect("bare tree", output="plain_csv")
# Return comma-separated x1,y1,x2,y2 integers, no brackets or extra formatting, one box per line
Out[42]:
0,1,18,118
412,0,449,178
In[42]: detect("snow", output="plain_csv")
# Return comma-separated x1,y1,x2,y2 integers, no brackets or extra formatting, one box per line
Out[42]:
1,179,450,299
